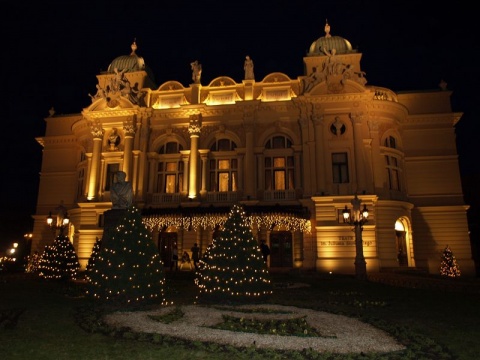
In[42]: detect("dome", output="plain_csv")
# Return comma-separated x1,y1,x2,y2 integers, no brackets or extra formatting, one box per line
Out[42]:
307,21,355,56
107,40,146,73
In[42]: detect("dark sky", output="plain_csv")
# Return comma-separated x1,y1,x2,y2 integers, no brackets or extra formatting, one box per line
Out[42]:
2,1,478,248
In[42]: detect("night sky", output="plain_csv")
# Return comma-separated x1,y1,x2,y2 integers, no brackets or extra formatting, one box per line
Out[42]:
2,1,477,249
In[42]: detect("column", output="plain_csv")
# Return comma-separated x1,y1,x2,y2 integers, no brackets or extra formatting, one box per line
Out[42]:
180,151,190,195
257,153,264,191
123,121,136,182
188,114,202,199
87,122,104,201
351,114,366,193
199,149,209,195
313,115,326,192
147,157,155,193
245,124,255,198
368,120,383,193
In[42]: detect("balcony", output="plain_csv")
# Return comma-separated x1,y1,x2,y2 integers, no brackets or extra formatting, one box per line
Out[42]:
206,191,238,203
150,193,182,205
263,190,296,201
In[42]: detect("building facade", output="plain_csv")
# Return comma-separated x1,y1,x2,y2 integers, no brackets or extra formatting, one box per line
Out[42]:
31,24,475,276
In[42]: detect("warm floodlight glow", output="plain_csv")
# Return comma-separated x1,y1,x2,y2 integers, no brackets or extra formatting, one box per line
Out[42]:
395,221,404,231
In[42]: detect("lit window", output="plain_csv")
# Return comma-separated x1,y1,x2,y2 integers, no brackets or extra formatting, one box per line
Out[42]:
209,138,238,192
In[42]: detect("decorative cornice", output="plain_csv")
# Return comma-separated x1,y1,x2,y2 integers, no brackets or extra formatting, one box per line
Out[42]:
188,114,202,135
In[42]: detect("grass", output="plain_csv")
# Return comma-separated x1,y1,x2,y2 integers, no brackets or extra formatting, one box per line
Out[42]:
0,270,479,359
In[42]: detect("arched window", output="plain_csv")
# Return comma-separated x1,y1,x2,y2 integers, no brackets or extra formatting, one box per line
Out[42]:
159,141,183,154
209,138,238,192
384,135,402,191
264,135,294,191
384,136,396,149
157,141,184,193
265,135,292,149
210,138,236,152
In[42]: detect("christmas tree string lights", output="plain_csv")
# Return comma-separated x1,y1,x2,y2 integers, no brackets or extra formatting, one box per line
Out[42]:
85,206,168,305
38,235,80,281
85,236,102,283
439,245,461,278
195,203,273,304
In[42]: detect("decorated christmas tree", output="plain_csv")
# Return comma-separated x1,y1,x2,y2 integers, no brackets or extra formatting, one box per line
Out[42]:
85,206,167,306
440,245,461,278
25,251,41,274
195,204,272,304
85,237,102,282
37,235,80,280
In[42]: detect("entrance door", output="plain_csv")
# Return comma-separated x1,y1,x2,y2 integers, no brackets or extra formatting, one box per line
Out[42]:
269,231,293,268
159,232,178,268
396,230,408,267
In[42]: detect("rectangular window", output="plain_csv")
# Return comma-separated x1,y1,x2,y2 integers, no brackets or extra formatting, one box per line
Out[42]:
274,170,286,190
385,155,401,190
232,171,237,191
218,160,230,170
274,157,285,168
332,153,349,184
157,160,183,193
265,170,272,190
287,169,294,190
166,162,177,171
218,172,229,191
165,174,176,193
209,172,216,191
105,163,120,191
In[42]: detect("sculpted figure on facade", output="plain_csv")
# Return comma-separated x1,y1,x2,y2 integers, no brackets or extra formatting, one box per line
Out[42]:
111,67,128,92
244,55,254,80
190,60,202,83
111,171,133,209
89,84,107,102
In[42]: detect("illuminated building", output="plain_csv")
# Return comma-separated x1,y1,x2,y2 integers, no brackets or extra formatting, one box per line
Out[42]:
31,23,475,276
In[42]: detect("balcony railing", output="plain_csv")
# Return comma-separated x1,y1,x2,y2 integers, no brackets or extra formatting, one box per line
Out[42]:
150,193,181,204
206,191,238,203
263,189,296,201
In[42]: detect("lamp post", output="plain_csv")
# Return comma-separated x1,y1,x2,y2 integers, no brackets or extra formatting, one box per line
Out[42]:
342,194,369,280
46,210,70,237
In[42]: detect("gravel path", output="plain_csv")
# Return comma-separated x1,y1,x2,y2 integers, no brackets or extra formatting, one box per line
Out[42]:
104,304,405,354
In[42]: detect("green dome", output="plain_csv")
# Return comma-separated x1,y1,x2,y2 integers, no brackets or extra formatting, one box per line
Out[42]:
107,41,146,73
307,21,355,56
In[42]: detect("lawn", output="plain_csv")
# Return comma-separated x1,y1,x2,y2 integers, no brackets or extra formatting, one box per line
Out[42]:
1,270,479,360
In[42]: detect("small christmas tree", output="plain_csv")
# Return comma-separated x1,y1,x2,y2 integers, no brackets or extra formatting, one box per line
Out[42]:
38,235,80,281
86,206,167,306
195,204,272,304
25,251,41,274
37,245,56,278
440,245,461,278
85,237,102,282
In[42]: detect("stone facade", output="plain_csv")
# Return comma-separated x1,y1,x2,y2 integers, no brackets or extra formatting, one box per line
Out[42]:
31,28,475,276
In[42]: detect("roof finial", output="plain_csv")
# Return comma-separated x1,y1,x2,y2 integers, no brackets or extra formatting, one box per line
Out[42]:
324,19,331,38
130,38,137,55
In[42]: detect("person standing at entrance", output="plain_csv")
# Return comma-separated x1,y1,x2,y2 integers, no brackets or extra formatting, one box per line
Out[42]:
170,246,178,271
191,243,200,270
260,240,270,263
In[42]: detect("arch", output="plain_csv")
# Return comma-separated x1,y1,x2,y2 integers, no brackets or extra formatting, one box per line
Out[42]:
157,81,185,91
202,129,243,150
395,217,414,268
151,133,188,153
261,72,292,83
207,76,237,87
381,130,403,151
257,127,300,148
